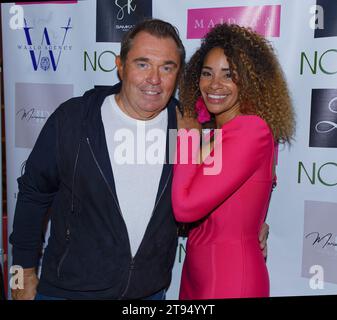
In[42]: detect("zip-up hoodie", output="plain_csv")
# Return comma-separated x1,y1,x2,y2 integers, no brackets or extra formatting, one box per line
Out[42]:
10,83,179,299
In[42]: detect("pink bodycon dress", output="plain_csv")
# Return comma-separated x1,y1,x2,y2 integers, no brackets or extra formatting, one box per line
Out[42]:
172,115,275,299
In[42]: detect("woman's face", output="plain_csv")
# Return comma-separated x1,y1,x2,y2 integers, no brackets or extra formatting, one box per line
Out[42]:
199,47,240,124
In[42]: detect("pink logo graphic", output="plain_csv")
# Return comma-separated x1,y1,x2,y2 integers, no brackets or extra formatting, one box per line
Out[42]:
16,1,77,5
187,5,281,39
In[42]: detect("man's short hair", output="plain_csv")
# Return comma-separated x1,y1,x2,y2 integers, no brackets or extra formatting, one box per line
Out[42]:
120,18,186,68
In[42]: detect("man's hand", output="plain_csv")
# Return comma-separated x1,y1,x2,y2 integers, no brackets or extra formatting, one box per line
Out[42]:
11,267,39,300
259,222,269,259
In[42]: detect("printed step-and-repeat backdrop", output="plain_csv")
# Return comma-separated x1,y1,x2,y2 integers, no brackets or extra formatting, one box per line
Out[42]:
2,0,337,298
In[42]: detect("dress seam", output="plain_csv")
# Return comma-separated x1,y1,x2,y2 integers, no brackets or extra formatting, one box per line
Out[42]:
240,232,246,297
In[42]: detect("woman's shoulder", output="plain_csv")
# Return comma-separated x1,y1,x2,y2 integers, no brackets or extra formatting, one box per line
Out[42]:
232,115,271,131
235,114,268,126
222,115,273,141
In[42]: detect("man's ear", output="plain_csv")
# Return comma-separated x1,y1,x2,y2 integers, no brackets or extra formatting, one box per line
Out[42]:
115,55,123,80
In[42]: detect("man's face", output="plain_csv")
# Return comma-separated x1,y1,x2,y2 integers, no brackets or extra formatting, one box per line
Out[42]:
116,31,181,120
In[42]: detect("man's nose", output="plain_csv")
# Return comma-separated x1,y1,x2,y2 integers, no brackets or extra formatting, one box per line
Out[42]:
146,68,161,85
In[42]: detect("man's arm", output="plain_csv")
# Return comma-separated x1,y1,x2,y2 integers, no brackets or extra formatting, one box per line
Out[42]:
10,110,61,299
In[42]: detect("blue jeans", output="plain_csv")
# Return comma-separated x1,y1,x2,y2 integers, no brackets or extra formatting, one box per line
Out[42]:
142,289,166,300
34,289,166,300
35,293,65,300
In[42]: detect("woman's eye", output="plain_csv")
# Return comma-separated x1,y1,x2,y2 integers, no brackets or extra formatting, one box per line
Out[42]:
224,71,232,80
201,70,211,77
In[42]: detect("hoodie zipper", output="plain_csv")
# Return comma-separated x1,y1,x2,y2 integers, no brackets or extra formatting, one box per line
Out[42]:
86,137,134,298
86,137,123,210
71,142,81,214
120,169,173,299
151,170,172,217
58,141,81,278
57,228,71,278
86,137,172,299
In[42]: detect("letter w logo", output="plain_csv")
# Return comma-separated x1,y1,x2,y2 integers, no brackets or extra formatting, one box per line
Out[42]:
23,18,72,71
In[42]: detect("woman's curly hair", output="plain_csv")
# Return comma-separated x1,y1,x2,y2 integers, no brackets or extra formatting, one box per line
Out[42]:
179,23,295,144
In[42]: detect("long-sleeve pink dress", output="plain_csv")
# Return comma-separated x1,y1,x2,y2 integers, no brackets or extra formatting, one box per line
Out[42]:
172,115,275,299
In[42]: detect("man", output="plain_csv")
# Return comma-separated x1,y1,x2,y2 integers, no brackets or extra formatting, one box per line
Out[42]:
10,19,268,300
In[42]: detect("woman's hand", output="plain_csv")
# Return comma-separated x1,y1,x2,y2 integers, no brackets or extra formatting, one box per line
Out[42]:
176,106,205,164
176,106,202,132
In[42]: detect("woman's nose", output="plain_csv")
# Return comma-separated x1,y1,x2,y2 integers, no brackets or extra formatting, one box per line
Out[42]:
209,75,223,89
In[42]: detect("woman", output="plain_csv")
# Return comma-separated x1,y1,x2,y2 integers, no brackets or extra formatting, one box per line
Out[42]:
172,23,295,299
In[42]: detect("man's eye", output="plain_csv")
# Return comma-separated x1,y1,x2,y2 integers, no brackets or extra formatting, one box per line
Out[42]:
137,63,148,69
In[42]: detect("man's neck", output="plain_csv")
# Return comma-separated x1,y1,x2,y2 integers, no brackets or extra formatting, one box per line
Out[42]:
115,93,161,121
